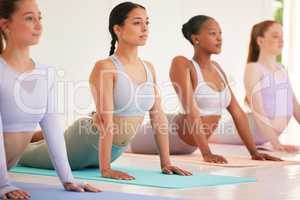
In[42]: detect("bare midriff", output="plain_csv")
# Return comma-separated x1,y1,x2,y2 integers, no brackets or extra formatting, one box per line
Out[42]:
111,116,145,147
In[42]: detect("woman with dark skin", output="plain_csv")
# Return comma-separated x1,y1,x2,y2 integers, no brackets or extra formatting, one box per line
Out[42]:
130,15,281,164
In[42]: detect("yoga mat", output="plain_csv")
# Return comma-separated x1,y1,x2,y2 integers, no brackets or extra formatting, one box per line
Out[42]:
9,182,179,200
174,155,300,167
123,153,300,168
257,143,300,153
10,166,255,189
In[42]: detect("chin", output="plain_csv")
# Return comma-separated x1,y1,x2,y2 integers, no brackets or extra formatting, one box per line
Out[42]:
26,41,40,46
213,49,222,54
137,41,147,46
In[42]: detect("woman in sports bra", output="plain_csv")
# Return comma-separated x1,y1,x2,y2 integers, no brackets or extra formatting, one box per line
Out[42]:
0,0,100,199
20,2,191,180
130,15,280,164
212,20,300,152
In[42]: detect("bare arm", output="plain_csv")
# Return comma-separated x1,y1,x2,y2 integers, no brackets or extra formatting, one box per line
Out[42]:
146,62,171,168
89,60,135,180
89,60,115,173
210,63,280,160
146,61,191,176
170,56,212,157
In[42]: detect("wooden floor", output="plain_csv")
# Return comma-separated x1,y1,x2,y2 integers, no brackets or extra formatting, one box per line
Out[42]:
9,120,300,200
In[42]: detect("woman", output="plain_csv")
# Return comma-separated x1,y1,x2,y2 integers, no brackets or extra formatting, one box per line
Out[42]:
0,0,100,199
241,20,300,152
130,15,281,164
208,20,300,153
20,2,191,180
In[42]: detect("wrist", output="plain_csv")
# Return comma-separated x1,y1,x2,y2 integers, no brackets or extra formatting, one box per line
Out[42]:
160,158,171,168
201,150,212,157
100,166,111,174
249,149,259,156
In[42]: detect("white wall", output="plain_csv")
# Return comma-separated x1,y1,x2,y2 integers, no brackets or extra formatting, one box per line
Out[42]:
283,0,300,98
34,0,273,124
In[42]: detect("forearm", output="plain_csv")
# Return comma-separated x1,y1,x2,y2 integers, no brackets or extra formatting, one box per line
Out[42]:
151,113,171,167
231,111,258,155
187,115,212,156
40,115,75,184
99,133,113,172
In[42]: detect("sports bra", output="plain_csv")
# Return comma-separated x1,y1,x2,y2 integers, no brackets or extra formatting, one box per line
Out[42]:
251,62,293,118
191,59,231,116
111,55,155,117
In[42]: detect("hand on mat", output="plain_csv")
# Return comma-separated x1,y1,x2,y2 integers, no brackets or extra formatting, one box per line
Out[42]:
82,183,102,192
203,154,228,164
63,182,101,192
101,169,135,180
162,165,192,176
272,144,299,153
251,152,282,161
2,189,30,200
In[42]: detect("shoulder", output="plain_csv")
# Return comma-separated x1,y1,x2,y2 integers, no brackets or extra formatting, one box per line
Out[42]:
94,58,116,71
171,56,191,68
89,58,116,82
244,62,263,77
170,55,193,74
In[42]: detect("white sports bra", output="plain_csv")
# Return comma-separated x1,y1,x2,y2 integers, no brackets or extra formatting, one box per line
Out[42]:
191,59,231,116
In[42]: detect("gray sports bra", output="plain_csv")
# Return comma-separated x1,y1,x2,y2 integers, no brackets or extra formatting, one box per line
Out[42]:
111,55,155,117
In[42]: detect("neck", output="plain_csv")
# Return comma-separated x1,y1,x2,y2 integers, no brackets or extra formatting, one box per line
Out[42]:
257,50,277,68
114,42,139,64
1,42,31,69
193,48,212,69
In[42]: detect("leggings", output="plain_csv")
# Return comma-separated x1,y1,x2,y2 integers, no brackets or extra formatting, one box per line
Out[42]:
209,112,268,145
19,118,127,170
129,112,268,155
128,114,197,155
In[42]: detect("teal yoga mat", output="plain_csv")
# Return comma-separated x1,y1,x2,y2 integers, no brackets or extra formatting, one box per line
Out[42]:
10,166,256,189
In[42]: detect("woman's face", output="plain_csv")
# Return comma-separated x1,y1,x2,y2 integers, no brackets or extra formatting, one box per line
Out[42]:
194,19,222,54
115,7,149,46
3,0,42,47
258,23,283,56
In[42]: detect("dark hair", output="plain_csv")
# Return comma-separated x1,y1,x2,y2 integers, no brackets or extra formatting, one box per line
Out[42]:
247,20,278,63
0,0,21,53
182,15,212,45
108,1,145,56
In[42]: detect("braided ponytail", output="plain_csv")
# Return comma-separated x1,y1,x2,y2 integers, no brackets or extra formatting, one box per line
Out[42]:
109,37,117,56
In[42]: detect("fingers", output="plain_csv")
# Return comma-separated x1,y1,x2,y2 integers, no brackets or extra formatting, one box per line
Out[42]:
172,167,192,176
263,154,283,161
83,183,102,193
284,145,299,153
113,172,135,180
253,155,265,161
3,190,30,200
64,183,84,192
162,167,173,175
205,155,227,164
4,190,31,200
